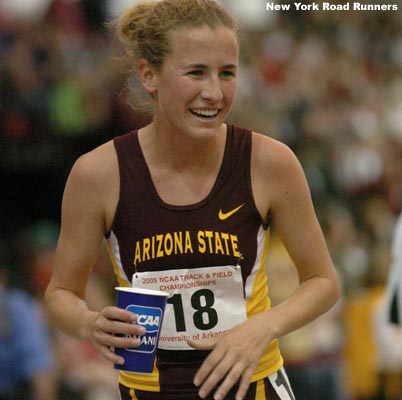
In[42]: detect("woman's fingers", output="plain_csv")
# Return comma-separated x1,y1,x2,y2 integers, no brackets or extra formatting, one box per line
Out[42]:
190,317,271,399
89,305,148,364
95,343,124,365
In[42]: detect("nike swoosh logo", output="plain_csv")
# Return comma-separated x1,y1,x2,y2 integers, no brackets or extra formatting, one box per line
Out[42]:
218,203,245,220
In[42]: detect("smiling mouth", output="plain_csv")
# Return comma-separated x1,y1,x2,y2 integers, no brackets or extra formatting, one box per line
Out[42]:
190,109,220,119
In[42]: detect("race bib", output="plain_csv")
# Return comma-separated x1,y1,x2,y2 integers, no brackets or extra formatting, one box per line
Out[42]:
132,265,247,350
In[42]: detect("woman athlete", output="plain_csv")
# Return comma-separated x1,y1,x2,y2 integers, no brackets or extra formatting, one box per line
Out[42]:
45,1,340,399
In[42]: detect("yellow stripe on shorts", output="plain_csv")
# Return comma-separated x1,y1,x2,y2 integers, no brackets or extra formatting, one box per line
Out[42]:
130,387,138,400
256,379,267,400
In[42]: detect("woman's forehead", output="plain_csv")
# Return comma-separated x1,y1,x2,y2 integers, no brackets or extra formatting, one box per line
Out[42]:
167,25,239,61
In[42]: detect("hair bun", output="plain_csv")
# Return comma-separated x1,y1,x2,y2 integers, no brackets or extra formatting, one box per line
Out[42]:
118,2,155,44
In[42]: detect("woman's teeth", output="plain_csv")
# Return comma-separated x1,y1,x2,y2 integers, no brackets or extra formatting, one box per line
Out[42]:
190,109,219,118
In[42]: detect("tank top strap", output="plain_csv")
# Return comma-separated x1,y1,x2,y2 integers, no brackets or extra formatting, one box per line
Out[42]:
212,124,252,194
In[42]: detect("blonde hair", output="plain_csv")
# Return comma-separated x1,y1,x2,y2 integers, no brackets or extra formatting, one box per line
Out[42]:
115,0,238,112
118,0,238,71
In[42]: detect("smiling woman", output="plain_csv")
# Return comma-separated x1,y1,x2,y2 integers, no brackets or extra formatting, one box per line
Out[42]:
44,1,340,400
116,0,239,125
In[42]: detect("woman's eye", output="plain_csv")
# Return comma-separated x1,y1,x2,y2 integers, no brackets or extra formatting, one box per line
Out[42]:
221,70,235,78
189,70,204,76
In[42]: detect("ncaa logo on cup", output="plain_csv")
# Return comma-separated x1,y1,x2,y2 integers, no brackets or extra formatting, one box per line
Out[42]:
125,305,163,354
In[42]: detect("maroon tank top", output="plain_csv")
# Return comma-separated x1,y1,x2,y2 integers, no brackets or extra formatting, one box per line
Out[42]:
106,125,281,394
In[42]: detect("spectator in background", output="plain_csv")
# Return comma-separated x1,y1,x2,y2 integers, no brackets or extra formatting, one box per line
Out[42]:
371,212,402,400
0,245,57,400
343,212,402,400
383,212,402,327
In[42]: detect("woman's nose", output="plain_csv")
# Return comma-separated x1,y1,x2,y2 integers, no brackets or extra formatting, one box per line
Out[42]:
200,75,224,102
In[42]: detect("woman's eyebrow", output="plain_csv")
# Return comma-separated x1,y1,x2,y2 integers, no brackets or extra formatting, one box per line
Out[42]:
185,63,238,69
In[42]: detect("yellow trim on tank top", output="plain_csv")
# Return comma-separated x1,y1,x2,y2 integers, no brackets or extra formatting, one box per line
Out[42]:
106,240,129,287
245,228,283,381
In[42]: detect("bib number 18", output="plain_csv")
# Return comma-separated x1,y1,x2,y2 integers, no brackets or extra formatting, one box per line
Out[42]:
167,289,218,332
132,265,247,350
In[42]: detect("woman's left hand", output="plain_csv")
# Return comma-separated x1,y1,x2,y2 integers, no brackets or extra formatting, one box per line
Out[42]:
187,314,272,400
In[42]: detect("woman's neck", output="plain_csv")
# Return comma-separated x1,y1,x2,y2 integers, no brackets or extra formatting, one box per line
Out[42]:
139,122,227,174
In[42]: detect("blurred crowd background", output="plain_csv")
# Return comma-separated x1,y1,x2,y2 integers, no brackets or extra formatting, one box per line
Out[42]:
0,0,401,399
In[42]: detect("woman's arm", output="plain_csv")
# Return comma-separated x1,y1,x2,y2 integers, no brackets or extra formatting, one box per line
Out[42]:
44,144,146,365
254,133,340,337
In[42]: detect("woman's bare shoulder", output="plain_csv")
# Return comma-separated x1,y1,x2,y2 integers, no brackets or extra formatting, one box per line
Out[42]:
61,140,120,231
69,140,118,187
249,130,310,215
251,131,301,176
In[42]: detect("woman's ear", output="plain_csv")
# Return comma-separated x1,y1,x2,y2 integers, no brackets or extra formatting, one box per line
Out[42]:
138,59,157,94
